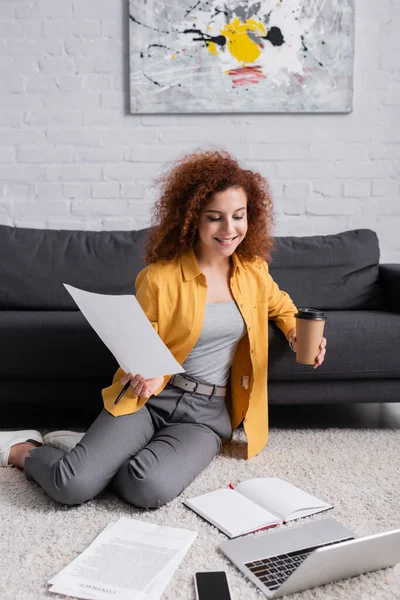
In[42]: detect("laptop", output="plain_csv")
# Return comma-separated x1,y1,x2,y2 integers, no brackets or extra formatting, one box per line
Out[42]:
219,518,400,598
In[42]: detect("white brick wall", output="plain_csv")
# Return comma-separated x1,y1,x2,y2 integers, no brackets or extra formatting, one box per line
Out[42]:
0,0,399,261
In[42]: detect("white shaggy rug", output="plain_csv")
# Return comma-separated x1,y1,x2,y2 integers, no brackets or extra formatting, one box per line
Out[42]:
1,427,399,600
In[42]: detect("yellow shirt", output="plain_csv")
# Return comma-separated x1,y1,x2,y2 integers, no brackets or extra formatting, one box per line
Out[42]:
102,248,297,459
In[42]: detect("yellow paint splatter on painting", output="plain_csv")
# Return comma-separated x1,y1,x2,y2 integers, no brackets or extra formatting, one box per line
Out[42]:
171,53,176,60
221,18,266,63
207,41,219,56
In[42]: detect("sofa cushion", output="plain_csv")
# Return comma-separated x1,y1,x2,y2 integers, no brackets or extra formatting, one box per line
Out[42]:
0,311,118,379
268,310,400,380
0,225,385,310
0,225,152,310
2,310,398,383
269,229,384,310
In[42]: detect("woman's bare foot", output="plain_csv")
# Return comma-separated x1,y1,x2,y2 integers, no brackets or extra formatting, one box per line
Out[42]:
8,442,41,469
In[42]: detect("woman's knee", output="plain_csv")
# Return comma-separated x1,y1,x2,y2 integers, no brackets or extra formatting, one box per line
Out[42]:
117,470,181,509
25,449,101,506
44,475,98,506
41,462,102,506
55,482,97,506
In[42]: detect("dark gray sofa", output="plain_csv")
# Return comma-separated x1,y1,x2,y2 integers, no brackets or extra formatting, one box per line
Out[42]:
1,225,399,428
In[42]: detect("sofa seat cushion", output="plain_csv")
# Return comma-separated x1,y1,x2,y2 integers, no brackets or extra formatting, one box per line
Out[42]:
268,310,400,380
0,311,117,380
2,310,399,384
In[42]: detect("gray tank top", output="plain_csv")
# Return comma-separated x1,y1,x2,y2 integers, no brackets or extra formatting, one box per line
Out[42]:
182,301,247,386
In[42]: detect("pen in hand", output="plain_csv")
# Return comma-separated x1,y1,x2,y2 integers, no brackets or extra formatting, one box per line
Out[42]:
114,381,130,405
114,373,164,406
114,373,150,405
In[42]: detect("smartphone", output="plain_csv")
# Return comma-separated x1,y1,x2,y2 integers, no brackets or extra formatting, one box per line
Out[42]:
194,571,232,600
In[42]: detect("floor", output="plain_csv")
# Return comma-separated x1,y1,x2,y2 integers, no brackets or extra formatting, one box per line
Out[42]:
269,402,400,428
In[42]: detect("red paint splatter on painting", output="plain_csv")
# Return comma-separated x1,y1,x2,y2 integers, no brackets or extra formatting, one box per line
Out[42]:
227,65,267,87
292,73,305,85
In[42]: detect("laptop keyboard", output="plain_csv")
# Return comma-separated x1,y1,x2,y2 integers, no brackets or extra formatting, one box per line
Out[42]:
245,536,355,591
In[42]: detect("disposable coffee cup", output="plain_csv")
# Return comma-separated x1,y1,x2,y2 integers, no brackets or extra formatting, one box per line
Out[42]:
294,308,327,365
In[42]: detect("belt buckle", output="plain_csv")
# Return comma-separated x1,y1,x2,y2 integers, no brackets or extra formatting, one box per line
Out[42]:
192,380,199,394
211,384,217,397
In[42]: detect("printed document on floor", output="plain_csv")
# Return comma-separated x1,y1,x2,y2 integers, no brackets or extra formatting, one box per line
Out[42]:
48,517,197,600
64,284,184,379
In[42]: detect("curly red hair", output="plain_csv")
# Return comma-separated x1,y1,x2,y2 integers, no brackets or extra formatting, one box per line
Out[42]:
145,149,275,265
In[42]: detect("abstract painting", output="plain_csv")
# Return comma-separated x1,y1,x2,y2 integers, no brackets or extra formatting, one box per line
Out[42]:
129,0,355,113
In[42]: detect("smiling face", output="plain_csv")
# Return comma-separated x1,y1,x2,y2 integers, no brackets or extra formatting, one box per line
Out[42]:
195,187,248,264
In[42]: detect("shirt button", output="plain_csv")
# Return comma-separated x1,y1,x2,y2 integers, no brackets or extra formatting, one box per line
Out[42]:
251,349,254,353
248,327,251,331
240,303,244,308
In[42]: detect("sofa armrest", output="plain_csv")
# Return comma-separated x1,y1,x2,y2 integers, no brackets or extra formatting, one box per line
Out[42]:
379,264,400,313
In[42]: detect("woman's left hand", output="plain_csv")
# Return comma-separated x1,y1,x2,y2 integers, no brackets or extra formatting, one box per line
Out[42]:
288,330,327,369
313,337,327,369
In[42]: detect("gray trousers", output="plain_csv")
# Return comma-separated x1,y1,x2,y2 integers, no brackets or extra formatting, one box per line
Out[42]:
24,377,232,508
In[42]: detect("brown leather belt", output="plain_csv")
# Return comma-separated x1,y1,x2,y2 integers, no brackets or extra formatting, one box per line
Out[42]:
169,374,227,398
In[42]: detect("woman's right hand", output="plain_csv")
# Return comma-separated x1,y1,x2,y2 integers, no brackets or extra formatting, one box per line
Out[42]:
119,372,164,399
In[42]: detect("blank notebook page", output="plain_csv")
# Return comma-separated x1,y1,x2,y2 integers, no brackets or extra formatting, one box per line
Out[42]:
235,478,330,521
185,488,279,537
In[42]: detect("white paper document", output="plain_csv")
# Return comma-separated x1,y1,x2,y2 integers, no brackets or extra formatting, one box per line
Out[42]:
48,517,197,600
64,284,184,379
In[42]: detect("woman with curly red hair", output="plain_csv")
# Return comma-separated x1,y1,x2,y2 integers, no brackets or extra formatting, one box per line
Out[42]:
2,150,326,508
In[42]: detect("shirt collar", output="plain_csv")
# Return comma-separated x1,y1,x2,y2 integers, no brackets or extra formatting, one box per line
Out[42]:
180,248,247,281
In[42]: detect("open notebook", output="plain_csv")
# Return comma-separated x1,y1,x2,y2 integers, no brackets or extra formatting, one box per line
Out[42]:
184,477,333,538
